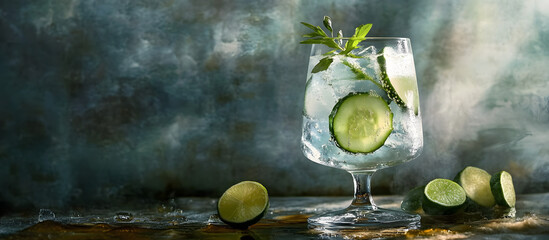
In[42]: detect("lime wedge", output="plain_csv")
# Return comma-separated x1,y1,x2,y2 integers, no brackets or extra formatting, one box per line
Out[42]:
454,166,496,208
422,179,466,215
217,181,269,229
490,171,516,208
401,185,425,214
377,47,420,115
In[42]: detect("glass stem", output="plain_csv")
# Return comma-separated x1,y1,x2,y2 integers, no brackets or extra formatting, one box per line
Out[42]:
349,171,377,210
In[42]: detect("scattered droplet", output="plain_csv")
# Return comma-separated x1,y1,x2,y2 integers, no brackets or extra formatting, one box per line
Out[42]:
157,204,174,213
168,220,180,226
163,209,188,224
164,209,185,218
208,214,220,223
114,212,134,222
38,209,55,222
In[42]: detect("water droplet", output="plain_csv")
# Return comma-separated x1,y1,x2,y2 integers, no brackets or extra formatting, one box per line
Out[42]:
164,209,187,225
164,209,186,219
114,212,134,222
157,204,174,213
38,209,55,222
208,214,220,223
165,209,182,216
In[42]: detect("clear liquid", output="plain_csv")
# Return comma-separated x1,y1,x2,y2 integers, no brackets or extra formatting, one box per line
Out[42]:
301,53,423,171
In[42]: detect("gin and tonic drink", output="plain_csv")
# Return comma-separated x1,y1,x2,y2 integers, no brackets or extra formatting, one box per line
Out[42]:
301,37,423,228
302,38,422,171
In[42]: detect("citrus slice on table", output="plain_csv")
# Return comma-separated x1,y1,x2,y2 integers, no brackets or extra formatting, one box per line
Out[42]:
217,181,269,229
401,185,425,214
490,171,516,208
454,166,496,208
422,179,466,215
329,92,393,154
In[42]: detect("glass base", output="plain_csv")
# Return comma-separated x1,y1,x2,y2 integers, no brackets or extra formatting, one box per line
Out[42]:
308,206,420,230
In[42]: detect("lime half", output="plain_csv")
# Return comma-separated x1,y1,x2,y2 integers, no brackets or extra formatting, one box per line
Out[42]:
454,166,496,208
401,185,425,214
490,171,516,208
217,181,269,229
422,179,466,215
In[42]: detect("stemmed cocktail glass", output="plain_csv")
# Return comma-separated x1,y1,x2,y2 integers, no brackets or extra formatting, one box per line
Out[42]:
301,37,423,228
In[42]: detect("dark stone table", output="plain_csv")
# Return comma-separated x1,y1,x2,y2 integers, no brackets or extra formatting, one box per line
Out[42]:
2,194,548,239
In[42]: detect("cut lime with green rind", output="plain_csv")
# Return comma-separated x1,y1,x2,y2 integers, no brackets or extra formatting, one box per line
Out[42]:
329,92,393,154
454,166,496,208
422,179,466,215
490,171,516,208
217,181,269,229
401,185,425,214
377,47,420,115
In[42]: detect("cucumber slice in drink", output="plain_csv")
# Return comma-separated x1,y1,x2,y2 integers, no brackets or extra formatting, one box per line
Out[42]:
454,166,496,208
377,47,419,115
329,92,393,154
422,179,466,215
490,171,516,208
401,185,425,213
217,181,269,229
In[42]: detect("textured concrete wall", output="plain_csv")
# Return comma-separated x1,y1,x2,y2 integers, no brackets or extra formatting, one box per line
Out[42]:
1,0,548,209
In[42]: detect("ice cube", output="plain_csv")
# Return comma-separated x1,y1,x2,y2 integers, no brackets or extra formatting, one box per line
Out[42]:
328,56,357,81
356,45,377,56
303,76,337,119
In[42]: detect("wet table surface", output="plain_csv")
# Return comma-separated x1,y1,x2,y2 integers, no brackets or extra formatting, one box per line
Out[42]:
1,194,549,239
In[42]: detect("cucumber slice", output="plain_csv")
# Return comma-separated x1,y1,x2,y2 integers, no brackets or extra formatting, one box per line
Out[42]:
401,185,425,214
217,181,269,229
329,92,393,153
377,47,420,115
422,179,466,215
454,166,496,208
490,171,516,208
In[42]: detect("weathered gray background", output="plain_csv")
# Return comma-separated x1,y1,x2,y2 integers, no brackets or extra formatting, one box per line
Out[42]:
1,0,548,210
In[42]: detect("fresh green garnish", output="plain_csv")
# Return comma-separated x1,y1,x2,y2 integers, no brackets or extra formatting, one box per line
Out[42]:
401,166,518,216
311,57,334,74
422,179,467,215
300,16,373,73
341,60,374,81
329,92,393,154
454,166,496,208
377,47,420,114
217,181,270,229
490,171,516,208
401,185,425,214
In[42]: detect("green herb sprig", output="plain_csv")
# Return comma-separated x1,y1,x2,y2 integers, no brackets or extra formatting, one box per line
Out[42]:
300,16,373,73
